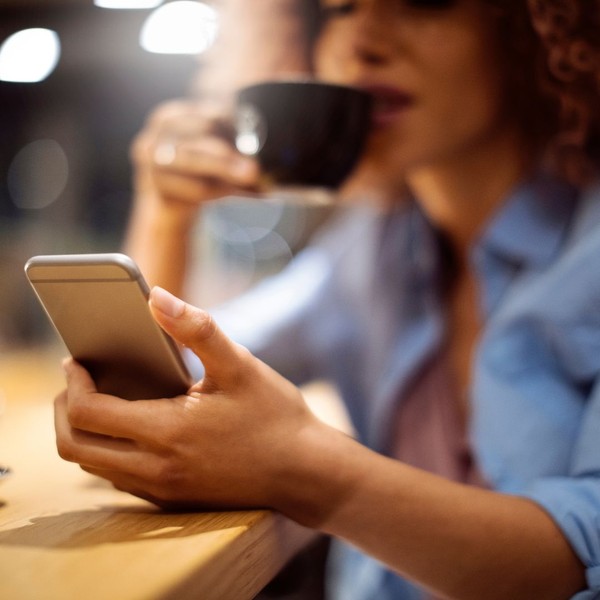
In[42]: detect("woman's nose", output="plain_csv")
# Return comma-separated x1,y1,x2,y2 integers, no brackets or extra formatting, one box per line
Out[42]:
350,3,396,65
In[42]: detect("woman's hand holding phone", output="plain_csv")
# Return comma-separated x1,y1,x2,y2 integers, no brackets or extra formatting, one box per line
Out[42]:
53,286,354,523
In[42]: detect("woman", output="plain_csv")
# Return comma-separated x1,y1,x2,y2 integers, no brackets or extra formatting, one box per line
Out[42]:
55,1,600,598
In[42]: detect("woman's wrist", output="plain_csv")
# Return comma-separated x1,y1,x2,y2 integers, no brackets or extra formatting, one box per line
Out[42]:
131,171,200,235
124,181,199,284
270,420,373,530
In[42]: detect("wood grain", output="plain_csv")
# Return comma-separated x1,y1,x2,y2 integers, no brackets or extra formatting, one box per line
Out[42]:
0,347,315,600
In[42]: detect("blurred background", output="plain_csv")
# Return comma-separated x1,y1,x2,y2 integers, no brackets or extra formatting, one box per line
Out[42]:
0,0,324,351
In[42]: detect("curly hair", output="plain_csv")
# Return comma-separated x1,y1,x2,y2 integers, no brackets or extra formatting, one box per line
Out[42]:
493,0,600,183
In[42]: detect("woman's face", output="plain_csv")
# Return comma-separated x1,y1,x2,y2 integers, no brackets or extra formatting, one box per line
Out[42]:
314,0,516,196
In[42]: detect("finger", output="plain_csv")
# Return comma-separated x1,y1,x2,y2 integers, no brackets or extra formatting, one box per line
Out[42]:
54,392,153,475
146,98,199,125
146,98,229,135
80,465,189,509
150,170,242,206
133,135,260,203
61,359,172,442
137,99,234,162
148,287,251,384
132,99,226,163
81,465,161,506
155,137,259,186
63,357,97,394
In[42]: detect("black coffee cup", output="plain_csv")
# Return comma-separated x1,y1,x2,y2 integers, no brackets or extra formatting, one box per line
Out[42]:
235,80,372,201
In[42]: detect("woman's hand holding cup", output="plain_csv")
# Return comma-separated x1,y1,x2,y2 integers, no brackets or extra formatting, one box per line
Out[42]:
131,98,261,214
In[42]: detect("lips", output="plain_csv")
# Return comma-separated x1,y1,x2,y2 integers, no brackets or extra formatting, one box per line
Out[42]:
360,84,415,128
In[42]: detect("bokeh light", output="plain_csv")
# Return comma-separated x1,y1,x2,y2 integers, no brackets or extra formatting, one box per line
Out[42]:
0,28,61,83
8,139,69,210
139,1,218,55
94,0,163,8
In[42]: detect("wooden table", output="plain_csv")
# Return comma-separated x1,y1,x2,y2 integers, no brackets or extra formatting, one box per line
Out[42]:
0,347,316,600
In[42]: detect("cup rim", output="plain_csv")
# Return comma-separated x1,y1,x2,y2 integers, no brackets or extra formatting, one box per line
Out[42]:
237,78,369,97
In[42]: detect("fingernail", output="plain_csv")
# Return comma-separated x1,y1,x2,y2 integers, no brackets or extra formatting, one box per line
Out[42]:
150,286,186,318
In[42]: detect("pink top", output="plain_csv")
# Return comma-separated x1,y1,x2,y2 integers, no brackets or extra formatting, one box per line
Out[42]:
390,350,487,599
391,349,487,484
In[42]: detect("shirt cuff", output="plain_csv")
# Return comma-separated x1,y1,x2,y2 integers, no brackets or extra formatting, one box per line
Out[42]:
520,475,600,598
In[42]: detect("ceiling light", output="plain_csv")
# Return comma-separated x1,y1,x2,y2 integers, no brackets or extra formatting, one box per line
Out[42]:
94,0,163,9
140,1,218,55
0,28,61,83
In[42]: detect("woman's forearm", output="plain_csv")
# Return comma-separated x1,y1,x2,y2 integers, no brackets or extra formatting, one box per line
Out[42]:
125,0,311,297
54,289,587,599
123,171,198,297
278,424,585,600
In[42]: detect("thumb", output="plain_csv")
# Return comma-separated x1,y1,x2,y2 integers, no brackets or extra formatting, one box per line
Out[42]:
148,286,245,382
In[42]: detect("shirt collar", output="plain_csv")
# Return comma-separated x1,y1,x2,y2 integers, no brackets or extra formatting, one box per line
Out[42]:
473,172,579,270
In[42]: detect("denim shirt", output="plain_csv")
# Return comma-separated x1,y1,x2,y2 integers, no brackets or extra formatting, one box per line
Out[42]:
209,173,600,599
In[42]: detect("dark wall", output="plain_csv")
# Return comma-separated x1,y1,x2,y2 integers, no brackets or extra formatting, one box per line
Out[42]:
0,5,198,344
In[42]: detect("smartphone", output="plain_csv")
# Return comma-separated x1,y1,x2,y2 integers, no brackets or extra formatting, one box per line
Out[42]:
25,253,193,400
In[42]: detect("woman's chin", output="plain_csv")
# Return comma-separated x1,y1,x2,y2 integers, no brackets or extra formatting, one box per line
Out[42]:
339,159,408,207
